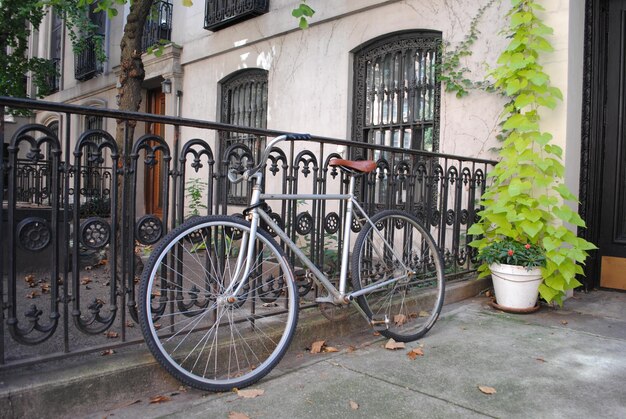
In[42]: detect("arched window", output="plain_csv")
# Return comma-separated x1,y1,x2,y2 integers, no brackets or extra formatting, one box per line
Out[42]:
352,31,441,153
219,68,268,204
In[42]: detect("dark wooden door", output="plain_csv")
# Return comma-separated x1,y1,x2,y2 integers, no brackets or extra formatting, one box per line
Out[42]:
144,90,165,217
600,0,626,289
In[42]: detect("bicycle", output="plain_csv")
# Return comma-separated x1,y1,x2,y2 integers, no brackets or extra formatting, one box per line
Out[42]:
138,134,445,392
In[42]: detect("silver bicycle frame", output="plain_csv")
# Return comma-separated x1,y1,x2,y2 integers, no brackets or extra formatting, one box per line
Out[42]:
227,135,413,311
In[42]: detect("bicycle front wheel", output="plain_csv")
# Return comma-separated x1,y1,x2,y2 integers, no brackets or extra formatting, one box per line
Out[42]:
138,215,299,392
351,210,445,342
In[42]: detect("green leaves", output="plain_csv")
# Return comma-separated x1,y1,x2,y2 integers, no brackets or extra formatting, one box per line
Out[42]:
292,1,315,29
467,0,596,305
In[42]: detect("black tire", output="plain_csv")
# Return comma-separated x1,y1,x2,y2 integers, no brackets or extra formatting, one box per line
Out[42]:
351,210,445,342
138,215,299,392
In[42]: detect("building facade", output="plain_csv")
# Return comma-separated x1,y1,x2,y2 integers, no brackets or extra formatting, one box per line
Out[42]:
7,0,623,291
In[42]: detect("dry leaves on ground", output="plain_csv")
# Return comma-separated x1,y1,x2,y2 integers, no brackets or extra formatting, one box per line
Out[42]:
309,340,339,354
478,385,497,395
407,347,424,360
228,412,250,419
384,338,405,350
394,314,407,326
26,291,39,299
80,277,92,285
104,331,119,339
349,400,359,410
149,395,171,404
100,349,116,356
24,274,37,288
235,389,265,399
40,282,51,293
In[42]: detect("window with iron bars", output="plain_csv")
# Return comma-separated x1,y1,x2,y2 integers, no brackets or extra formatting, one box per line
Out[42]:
219,69,268,205
352,30,442,208
75,3,105,81
83,115,103,197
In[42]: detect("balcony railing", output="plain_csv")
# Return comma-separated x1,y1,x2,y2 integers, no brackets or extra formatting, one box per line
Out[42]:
45,58,61,94
74,37,101,81
141,0,173,52
204,0,269,31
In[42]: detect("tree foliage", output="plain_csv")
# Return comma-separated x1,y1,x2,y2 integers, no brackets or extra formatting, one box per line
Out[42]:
0,0,57,107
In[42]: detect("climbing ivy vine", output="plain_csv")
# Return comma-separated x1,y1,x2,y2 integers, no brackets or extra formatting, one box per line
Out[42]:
465,0,596,305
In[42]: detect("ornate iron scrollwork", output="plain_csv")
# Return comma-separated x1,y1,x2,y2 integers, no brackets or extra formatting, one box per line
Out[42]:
80,217,111,249
17,217,51,252
295,212,313,235
136,215,163,245
324,212,340,234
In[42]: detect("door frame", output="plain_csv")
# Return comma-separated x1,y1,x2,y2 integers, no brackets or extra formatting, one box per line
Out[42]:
580,0,611,289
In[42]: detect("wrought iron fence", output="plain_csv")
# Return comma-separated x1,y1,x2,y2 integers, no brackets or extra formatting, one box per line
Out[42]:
0,96,496,367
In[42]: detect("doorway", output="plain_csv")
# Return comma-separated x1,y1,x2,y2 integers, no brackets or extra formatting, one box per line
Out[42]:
584,0,626,290
145,89,165,218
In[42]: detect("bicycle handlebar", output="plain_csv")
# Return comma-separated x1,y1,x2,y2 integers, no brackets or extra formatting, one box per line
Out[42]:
227,133,311,183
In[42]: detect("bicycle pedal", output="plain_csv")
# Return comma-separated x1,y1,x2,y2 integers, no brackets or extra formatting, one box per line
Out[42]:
370,315,389,331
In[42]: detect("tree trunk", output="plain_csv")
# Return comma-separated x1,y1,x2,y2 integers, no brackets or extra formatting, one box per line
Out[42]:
115,0,154,301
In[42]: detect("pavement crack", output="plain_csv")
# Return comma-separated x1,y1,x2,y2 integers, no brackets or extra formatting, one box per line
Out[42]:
324,359,498,419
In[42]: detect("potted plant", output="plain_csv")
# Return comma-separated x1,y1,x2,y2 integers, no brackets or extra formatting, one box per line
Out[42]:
467,0,596,309
477,238,545,310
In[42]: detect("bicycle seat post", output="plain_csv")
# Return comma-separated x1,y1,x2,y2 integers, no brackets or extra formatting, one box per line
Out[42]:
338,174,357,296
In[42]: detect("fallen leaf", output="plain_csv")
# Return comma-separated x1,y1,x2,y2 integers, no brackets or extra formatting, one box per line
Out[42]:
98,259,109,266
104,331,119,339
346,345,356,353
535,357,546,363
149,395,171,404
323,346,339,353
26,291,39,299
310,340,326,354
407,347,424,359
178,386,187,392
262,302,278,307
236,389,265,398
485,290,493,298
384,338,405,350
85,266,93,271
154,323,162,330
228,412,250,419
373,331,380,336
394,314,407,326
81,277,92,285
478,385,497,395
126,320,135,328
24,275,37,288
560,320,568,325
100,349,116,356
40,282,51,293
418,310,430,317
349,400,359,410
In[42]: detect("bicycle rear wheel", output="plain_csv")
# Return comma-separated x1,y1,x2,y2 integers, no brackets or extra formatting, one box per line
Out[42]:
138,215,298,392
351,210,445,342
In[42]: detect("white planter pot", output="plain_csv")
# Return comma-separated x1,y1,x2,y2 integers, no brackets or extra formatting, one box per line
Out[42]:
490,263,542,309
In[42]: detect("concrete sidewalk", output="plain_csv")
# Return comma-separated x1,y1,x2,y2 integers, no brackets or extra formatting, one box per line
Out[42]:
3,289,626,418
90,290,626,418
